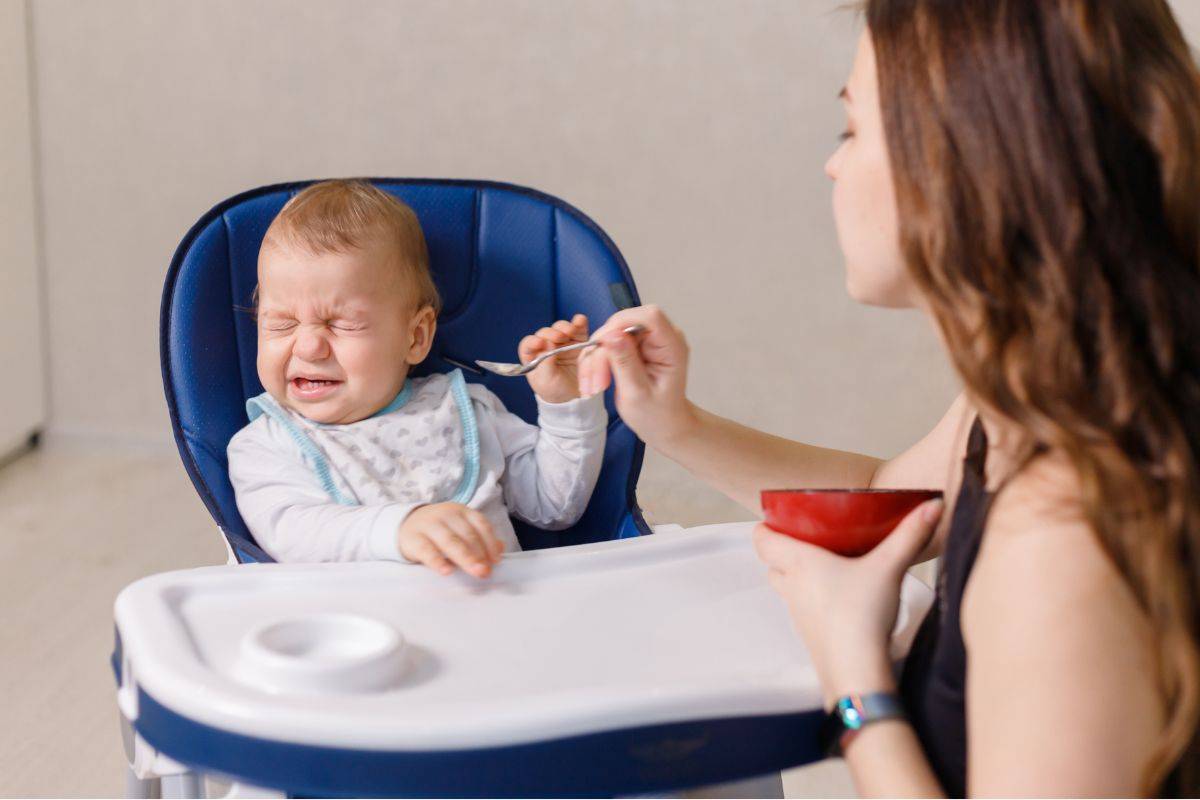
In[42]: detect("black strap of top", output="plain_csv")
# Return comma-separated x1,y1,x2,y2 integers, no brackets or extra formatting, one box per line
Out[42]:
963,415,989,477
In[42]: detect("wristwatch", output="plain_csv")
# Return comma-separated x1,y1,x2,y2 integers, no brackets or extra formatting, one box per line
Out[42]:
818,691,906,757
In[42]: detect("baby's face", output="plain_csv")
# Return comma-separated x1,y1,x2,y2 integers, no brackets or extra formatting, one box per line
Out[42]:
256,240,432,425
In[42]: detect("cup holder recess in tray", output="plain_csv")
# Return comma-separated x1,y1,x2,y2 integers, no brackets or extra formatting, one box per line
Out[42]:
231,613,407,695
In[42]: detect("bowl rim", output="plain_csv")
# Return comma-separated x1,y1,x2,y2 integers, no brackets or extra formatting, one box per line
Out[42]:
760,488,944,495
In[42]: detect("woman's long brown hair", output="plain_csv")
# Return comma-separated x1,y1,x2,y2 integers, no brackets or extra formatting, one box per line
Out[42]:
866,0,1200,791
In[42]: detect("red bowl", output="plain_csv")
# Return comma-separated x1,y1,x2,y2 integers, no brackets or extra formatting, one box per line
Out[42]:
760,489,943,556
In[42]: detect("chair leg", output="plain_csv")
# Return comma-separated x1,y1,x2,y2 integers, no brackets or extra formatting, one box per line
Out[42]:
125,765,161,799
213,781,285,799
162,772,204,799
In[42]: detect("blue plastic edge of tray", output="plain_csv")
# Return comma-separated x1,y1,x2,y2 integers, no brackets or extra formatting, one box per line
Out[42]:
135,686,823,797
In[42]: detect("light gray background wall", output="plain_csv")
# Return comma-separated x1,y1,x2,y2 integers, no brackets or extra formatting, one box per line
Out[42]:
26,0,1200,525
0,0,44,457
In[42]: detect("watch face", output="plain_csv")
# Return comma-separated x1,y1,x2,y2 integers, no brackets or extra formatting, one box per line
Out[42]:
838,696,866,730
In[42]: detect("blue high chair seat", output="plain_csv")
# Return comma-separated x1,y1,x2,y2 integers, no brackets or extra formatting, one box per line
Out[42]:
161,179,651,563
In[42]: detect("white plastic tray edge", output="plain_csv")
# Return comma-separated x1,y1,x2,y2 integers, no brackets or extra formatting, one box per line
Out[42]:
114,523,933,751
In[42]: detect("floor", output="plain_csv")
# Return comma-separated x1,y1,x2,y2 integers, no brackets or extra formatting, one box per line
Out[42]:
0,441,855,798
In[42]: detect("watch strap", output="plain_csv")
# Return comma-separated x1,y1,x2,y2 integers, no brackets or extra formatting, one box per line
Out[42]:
818,691,906,757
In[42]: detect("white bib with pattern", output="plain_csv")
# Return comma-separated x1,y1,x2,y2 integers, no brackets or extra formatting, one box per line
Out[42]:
245,370,480,508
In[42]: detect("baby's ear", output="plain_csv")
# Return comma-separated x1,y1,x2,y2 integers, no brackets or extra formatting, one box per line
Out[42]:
406,305,438,365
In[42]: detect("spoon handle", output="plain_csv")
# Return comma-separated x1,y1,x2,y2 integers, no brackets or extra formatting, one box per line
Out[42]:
532,324,646,368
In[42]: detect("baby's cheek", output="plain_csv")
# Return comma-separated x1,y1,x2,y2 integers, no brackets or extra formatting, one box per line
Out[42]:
257,342,288,384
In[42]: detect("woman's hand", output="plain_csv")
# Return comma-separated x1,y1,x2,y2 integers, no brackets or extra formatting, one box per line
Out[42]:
576,305,695,447
519,314,590,404
753,498,944,706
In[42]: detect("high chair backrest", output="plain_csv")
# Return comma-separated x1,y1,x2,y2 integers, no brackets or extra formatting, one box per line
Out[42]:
161,179,650,563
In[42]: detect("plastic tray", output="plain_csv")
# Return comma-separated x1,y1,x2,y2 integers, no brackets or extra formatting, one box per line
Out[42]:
113,522,932,796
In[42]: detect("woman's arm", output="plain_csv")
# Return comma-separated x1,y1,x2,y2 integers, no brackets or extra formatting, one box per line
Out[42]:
653,403,883,512
962,456,1164,796
839,721,944,797
753,448,1165,797
753,501,948,797
579,305,970,513
660,392,971,513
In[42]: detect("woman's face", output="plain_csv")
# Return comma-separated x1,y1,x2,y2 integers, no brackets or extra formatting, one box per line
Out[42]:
826,32,916,308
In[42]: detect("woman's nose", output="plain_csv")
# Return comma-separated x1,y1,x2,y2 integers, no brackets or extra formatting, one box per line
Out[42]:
825,149,839,181
293,326,331,362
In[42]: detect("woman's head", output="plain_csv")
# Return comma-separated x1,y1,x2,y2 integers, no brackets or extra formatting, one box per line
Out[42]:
845,0,1200,789
826,33,911,307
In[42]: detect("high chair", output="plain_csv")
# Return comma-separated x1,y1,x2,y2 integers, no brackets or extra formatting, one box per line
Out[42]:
120,179,657,797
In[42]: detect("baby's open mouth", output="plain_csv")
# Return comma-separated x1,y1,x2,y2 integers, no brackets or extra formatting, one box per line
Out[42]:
290,377,343,398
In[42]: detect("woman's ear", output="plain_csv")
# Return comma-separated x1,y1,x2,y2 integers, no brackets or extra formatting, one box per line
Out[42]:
405,305,437,365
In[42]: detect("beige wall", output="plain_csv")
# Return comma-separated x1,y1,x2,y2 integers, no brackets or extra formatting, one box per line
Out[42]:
0,0,45,458
27,1,1200,525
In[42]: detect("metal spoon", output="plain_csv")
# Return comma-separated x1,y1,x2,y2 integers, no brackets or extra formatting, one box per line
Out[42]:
474,325,646,377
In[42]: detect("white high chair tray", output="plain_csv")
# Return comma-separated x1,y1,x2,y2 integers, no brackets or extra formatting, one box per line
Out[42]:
113,522,932,794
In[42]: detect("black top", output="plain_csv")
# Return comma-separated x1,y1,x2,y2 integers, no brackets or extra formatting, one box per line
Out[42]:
899,416,993,797
899,418,1187,796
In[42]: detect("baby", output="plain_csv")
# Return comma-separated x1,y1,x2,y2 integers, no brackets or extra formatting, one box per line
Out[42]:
227,180,607,578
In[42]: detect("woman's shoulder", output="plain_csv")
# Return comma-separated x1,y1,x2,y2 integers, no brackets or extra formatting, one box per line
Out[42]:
986,449,1088,536
964,449,1157,679
961,450,1164,793
968,450,1132,620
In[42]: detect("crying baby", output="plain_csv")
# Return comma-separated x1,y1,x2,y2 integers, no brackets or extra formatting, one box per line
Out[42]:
227,180,606,577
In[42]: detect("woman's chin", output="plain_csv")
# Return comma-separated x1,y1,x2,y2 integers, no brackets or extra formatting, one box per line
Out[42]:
844,271,918,309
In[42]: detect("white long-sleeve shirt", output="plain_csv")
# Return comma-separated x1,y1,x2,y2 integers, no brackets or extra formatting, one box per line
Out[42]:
226,370,606,563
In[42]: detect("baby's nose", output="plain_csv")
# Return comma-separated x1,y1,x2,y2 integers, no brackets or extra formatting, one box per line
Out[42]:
293,326,331,360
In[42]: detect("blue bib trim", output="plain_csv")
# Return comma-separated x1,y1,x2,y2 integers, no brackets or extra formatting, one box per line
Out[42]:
447,369,481,504
244,371,480,507
244,393,355,506
369,379,414,419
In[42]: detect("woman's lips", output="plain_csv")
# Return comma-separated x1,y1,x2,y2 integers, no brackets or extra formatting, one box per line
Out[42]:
289,377,342,400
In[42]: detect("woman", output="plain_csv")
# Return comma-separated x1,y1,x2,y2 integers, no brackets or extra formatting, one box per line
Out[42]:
577,0,1200,795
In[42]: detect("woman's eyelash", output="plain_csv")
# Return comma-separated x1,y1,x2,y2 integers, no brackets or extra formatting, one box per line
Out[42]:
838,130,854,142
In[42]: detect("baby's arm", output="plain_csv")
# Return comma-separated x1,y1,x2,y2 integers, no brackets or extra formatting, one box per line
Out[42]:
227,420,419,563
476,386,607,530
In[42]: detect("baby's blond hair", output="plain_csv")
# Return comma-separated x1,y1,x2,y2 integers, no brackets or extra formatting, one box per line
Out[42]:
263,179,441,313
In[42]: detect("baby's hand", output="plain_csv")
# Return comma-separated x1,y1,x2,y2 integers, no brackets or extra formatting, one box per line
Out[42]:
519,313,589,404
397,503,504,578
